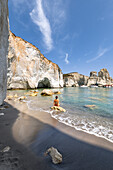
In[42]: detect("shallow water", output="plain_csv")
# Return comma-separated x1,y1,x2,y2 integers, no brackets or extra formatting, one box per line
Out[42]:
8,87,113,143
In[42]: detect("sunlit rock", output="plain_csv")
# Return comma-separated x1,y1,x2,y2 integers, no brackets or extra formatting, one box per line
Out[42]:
84,105,96,109
51,106,66,112
7,31,63,89
90,71,97,78
63,72,89,87
87,68,113,86
41,89,53,96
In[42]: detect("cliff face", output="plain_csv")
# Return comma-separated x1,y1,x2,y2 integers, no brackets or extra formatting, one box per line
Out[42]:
64,69,113,87
87,68,113,86
63,72,89,87
7,31,63,89
0,0,9,105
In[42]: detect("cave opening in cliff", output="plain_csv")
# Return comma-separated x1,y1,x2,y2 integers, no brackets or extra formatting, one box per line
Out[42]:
38,77,51,88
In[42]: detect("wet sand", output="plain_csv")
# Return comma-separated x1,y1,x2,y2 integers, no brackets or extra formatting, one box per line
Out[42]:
1,96,113,169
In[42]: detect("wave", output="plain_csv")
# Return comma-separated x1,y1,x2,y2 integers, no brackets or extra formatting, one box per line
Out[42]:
27,100,113,143
50,111,113,143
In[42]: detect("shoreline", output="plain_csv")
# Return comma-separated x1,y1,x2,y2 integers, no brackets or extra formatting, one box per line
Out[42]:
6,96,113,151
51,113,113,145
1,95,113,169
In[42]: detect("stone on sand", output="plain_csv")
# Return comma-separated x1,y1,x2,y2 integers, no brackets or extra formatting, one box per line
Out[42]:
41,89,53,96
45,147,62,164
51,106,66,112
18,96,27,101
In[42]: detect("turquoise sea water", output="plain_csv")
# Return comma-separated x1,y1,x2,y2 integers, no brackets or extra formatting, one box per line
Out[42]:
9,87,113,143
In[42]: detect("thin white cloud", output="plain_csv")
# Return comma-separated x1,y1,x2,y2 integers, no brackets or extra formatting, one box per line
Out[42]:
86,48,109,63
65,53,69,64
43,0,68,32
30,0,53,52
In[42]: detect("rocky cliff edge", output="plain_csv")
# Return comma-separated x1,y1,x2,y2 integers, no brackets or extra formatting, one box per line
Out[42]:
7,31,63,89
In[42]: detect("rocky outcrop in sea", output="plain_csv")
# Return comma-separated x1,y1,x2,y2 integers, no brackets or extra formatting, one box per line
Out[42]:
87,68,113,86
7,31,63,89
63,72,89,87
0,0,9,105
64,69,113,87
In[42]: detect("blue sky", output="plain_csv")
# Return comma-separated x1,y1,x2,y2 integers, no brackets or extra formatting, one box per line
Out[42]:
8,0,113,77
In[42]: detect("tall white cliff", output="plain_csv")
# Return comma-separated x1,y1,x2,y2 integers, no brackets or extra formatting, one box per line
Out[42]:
0,0,9,105
7,31,63,89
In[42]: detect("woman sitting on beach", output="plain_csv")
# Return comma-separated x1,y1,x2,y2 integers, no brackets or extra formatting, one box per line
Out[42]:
54,96,60,107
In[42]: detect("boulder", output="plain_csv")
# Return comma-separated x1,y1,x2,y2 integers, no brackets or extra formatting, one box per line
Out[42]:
18,96,27,101
45,147,62,164
7,95,13,100
52,90,61,94
84,105,96,109
51,106,66,112
0,0,9,105
25,91,38,96
41,89,53,96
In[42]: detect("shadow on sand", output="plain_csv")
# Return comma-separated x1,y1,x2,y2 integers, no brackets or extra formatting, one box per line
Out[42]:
1,102,113,170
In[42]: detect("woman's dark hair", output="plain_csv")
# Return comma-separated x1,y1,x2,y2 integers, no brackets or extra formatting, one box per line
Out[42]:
55,96,58,99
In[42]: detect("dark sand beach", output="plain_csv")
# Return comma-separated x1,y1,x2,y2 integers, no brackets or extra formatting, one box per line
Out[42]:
1,98,113,170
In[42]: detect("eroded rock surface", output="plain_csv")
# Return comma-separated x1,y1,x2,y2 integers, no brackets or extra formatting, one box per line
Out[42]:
87,68,113,86
64,69,113,87
7,31,63,89
0,0,9,105
63,72,89,87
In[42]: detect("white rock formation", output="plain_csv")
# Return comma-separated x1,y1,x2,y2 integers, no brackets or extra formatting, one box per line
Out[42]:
87,69,113,86
7,31,63,89
63,69,113,87
63,72,89,87
0,0,9,105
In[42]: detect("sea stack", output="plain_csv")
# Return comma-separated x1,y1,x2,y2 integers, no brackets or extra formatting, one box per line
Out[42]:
87,68,113,86
7,31,63,89
0,0,9,105
63,72,89,87
63,68,113,87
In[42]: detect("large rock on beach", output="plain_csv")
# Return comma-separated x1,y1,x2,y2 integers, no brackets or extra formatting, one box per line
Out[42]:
7,31,63,89
41,89,53,96
41,89,61,96
0,0,9,105
45,147,62,164
51,106,66,112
